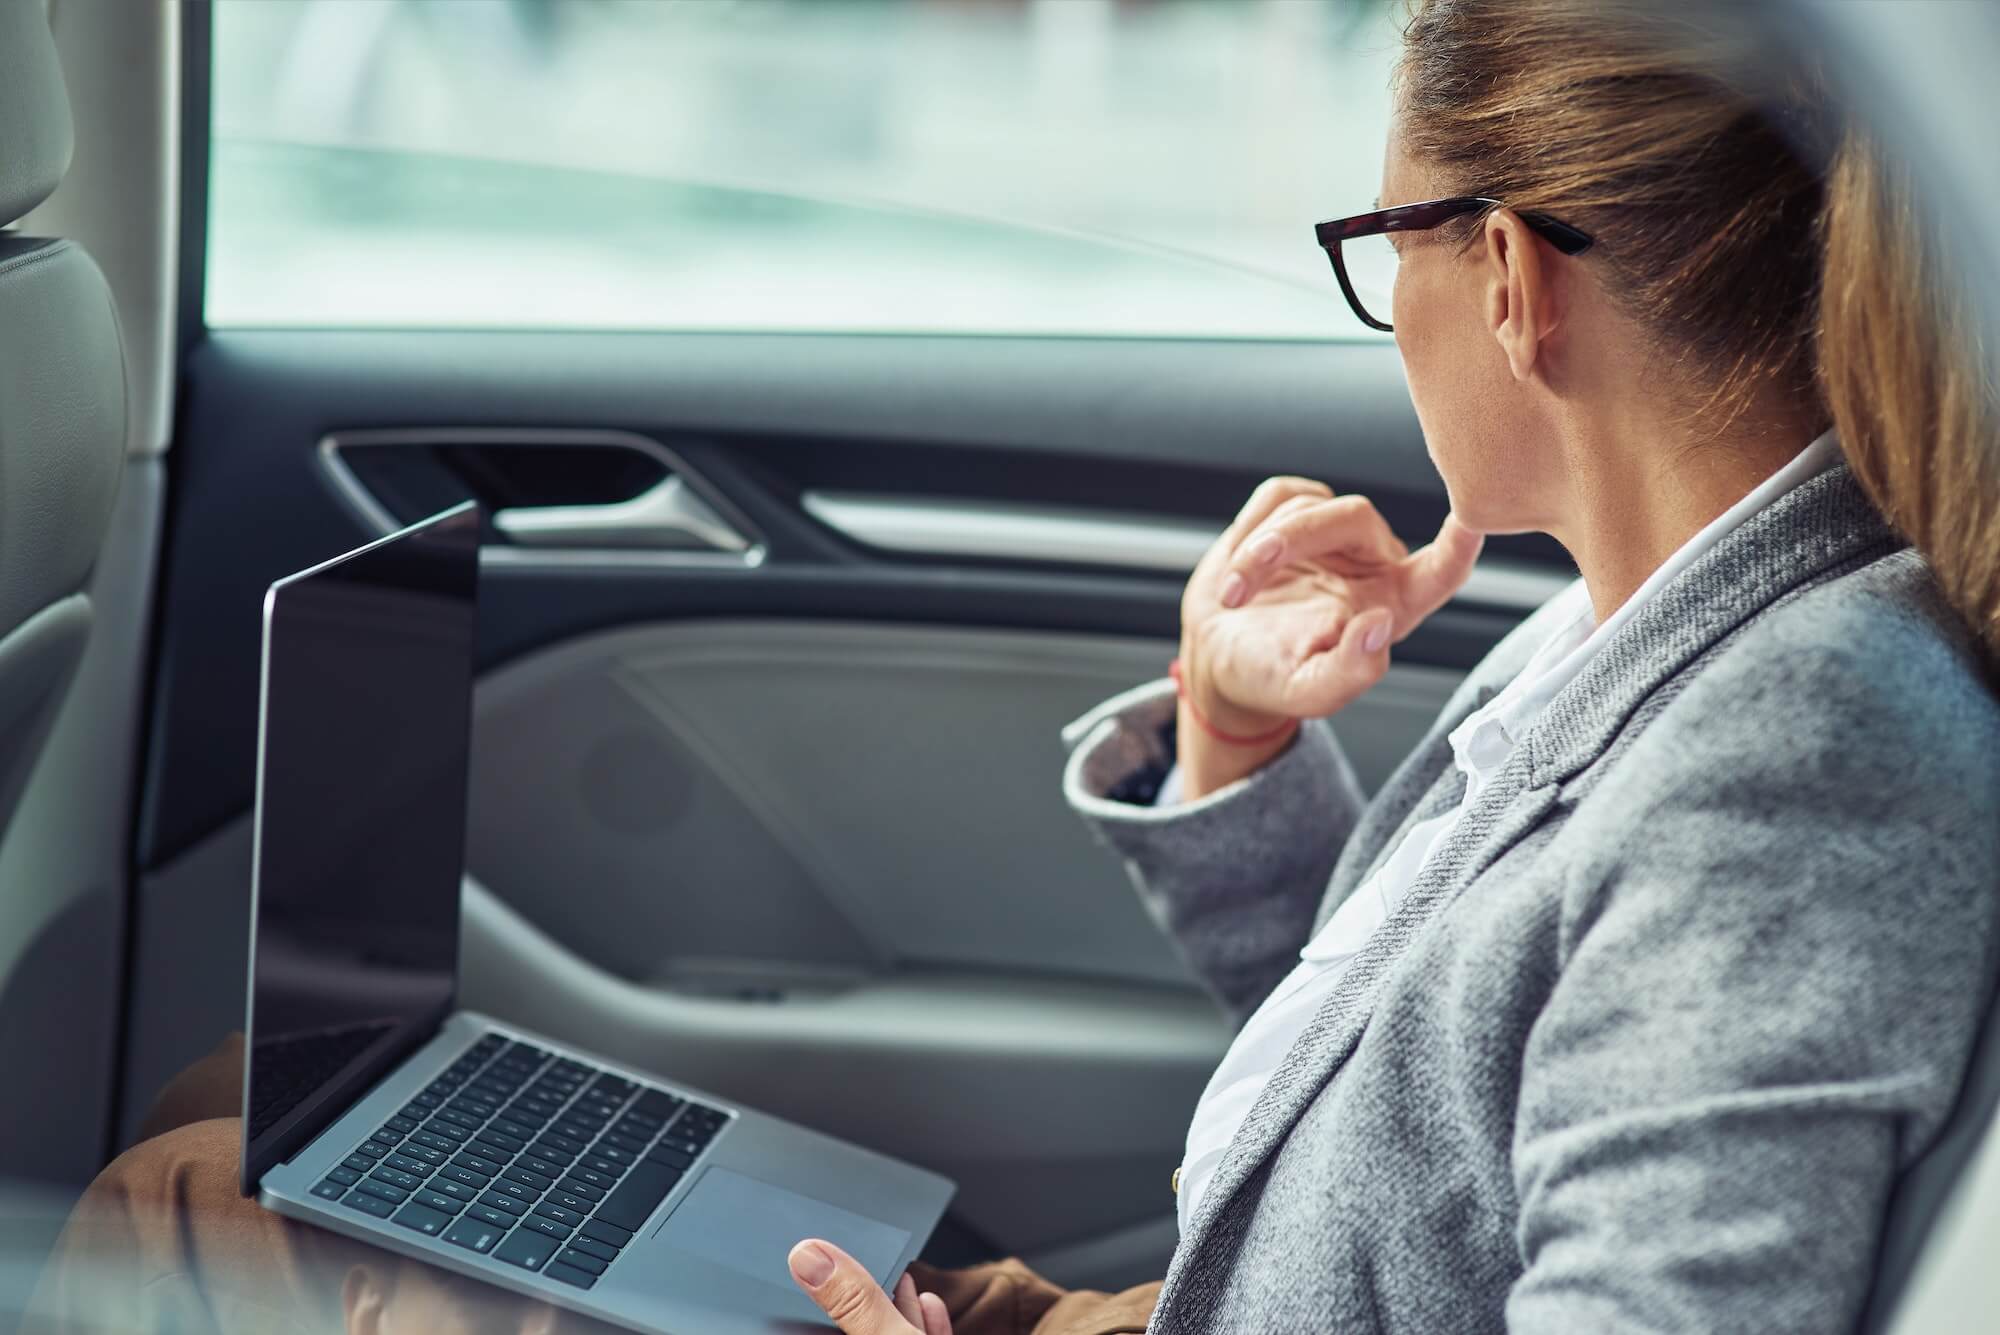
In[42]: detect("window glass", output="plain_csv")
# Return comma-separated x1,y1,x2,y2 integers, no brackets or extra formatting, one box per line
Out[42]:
207,0,1399,337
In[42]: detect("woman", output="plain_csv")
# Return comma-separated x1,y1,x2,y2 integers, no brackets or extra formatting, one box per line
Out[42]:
29,1,2000,1333
791,0,2000,1331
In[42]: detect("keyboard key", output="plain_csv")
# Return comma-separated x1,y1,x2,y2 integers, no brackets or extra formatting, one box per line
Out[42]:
434,1108,484,1131
523,1214,574,1241
431,1178,479,1203
447,1095,499,1119
342,1153,376,1174
479,1191,529,1217
393,1202,452,1236
312,1178,346,1200
544,1261,597,1290
467,1139,518,1165
355,1178,409,1205
326,1164,363,1187
370,1166,423,1192
546,1188,596,1213
409,1131,457,1154
579,1155,627,1180
555,1246,608,1275
527,1142,576,1167
399,1142,449,1166
489,1178,538,1204
646,1147,693,1171
412,1189,466,1215
590,1074,637,1100
467,1202,516,1229
598,1133,646,1155
634,1089,681,1119
408,1092,443,1110
344,1188,397,1218
517,1154,565,1178
550,1120,600,1144
495,1228,559,1272
579,1217,632,1249
439,1165,490,1190
443,1215,505,1254
480,1130,527,1154
555,1179,604,1203
422,1119,471,1143
385,1115,419,1134
534,1200,587,1228
590,1145,635,1167
352,1141,390,1160
399,1103,432,1122
504,1167,553,1192
568,1165,617,1191
567,1235,618,1263
384,1153,432,1177
594,1162,681,1232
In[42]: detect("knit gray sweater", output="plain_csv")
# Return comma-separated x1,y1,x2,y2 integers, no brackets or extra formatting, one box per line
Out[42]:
1061,464,2000,1333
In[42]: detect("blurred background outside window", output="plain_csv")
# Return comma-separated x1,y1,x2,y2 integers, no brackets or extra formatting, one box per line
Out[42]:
208,0,1399,338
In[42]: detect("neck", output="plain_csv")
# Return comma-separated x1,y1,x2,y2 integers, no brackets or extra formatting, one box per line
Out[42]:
1547,398,1824,624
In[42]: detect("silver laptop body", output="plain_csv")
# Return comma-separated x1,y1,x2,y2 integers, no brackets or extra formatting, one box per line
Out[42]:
241,504,954,1334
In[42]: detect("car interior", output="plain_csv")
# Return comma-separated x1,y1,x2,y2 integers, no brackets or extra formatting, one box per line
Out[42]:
0,1,1997,1331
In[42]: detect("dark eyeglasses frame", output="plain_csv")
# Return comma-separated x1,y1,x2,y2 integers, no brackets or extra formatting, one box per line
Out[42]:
1314,196,1595,332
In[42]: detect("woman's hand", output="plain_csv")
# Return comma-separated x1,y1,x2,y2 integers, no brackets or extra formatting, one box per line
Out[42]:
789,1240,952,1335
1177,478,1484,798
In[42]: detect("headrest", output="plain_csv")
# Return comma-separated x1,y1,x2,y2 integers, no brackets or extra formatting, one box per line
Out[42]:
0,0,73,226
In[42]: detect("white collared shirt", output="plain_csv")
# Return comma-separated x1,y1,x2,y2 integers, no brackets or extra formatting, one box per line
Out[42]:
1169,429,1841,1233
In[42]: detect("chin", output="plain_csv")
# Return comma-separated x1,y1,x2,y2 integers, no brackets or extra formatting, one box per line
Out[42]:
1429,470,1540,537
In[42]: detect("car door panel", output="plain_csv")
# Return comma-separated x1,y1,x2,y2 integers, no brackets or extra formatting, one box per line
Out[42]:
129,328,1568,1285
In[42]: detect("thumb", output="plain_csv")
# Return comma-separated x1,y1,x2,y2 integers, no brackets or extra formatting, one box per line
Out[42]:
1397,512,1485,624
789,1240,916,1334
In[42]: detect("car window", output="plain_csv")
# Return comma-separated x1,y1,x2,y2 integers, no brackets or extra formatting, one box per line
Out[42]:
206,0,1400,339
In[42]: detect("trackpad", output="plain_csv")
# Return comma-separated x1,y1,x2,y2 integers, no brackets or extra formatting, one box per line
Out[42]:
655,1168,912,1291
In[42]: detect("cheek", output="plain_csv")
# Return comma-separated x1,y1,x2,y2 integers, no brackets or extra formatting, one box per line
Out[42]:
1391,255,1531,519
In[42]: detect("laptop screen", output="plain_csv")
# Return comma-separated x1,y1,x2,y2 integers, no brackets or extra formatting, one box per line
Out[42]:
241,502,481,1192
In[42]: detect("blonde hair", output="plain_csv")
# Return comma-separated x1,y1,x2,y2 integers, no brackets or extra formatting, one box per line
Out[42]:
1397,0,2000,663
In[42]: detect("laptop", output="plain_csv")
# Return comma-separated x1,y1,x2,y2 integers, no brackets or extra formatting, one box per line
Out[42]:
240,502,955,1333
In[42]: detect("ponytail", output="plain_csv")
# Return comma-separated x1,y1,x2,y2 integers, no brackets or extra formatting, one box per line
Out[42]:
1819,134,2000,667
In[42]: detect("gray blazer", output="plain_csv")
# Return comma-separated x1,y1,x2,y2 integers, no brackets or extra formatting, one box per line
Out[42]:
1062,463,2000,1333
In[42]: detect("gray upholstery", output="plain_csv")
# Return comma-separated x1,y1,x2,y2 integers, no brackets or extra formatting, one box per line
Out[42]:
0,0,125,837
0,0,71,227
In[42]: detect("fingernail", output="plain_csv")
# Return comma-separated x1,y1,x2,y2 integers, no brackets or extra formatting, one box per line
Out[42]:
1244,532,1283,565
789,1242,834,1287
1220,573,1246,608
1363,622,1389,654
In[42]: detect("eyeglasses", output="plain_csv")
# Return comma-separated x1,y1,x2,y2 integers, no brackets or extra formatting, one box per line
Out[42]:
1314,196,1596,332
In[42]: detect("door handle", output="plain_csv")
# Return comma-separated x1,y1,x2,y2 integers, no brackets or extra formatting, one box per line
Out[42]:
493,475,752,553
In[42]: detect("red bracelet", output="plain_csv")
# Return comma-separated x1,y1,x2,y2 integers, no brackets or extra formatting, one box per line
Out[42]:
1168,659,1299,748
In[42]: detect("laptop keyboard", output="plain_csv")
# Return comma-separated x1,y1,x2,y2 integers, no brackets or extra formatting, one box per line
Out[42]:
309,1032,732,1290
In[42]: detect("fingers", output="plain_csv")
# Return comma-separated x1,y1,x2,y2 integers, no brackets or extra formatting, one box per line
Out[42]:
1285,605,1394,717
920,1291,953,1335
894,1273,924,1328
1220,495,1405,609
1396,512,1485,625
789,1240,922,1334
1221,476,1333,556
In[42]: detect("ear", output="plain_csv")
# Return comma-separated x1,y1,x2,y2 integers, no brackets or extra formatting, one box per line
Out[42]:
342,1264,390,1335
1480,208,1564,383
